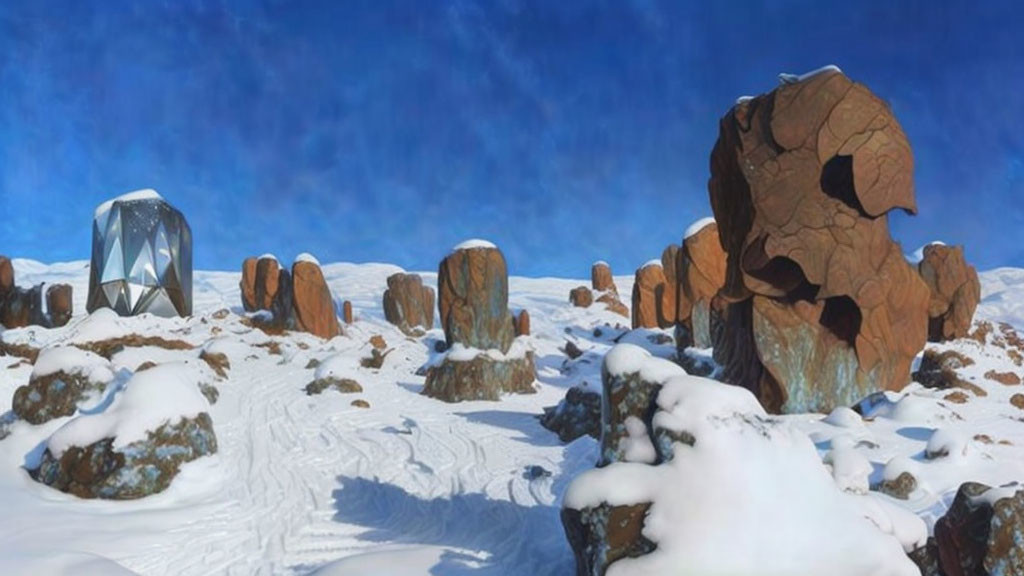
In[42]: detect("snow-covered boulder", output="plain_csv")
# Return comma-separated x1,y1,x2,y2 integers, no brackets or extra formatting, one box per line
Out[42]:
540,385,601,443
31,362,217,499
12,347,115,425
561,343,923,576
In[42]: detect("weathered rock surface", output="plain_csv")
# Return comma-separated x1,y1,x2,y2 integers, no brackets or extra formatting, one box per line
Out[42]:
591,262,617,293
437,243,516,352
569,286,594,308
292,260,340,339
681,222,728,348
631,262,669,330
32,413,217,500
707,68,929,413
382,272,435,334
909,482,1024,576
424,242,535,402
342,300,354,324
515,309,531,337
0,255,74,329
919,244,981,342
539,386,601,443
12,348,114,425
422,351,536,402
238,255,341,339
305,377,363,395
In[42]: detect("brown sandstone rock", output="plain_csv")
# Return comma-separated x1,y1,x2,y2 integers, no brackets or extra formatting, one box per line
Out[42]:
254,257,281,312
597,293,629,318
46,284,73,328
708,68,928,413
240,257,258,312
515,309,530,337
660,244,683,329
382,272,435,334
569,286,594,308
631,262,668,329
919,243,981,342
682,222,728,348
291,260,340,339
0,256,13,298
437,244,516,352
342,300,354,324
426,242,534,402
591,262,617,293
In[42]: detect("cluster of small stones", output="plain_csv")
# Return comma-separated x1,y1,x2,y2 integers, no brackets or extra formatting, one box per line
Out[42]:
568,262,628,318
0,255,73,329
422,242,536,402
240,255,340,339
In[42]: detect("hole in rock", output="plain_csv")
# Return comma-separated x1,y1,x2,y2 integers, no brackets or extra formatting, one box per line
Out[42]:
820,155,869,217
819,296,862,347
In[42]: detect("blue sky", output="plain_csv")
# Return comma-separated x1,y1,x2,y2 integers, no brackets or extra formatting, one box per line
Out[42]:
1,0,1021,276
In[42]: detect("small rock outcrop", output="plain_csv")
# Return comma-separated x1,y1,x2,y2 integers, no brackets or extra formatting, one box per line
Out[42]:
0,256,74,329
708,68,929,414
30,363,217,500
678,220,728,348
569,286,594,308
539,385,601,443
591,262,617,293
631,261,669,329
918,243,981,342
292,257,341,339
382,273,435,335
423,241,535,402
238,254,341,339
515,309,531,337
342,300,354,324
12,348,115,425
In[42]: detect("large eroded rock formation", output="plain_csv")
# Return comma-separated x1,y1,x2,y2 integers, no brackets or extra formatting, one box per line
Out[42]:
708,68,929,413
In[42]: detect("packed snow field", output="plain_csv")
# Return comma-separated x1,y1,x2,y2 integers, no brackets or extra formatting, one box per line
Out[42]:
2,259,1024,575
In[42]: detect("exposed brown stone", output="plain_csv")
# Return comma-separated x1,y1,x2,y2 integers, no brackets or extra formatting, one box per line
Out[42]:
200,350,230,379
932,482,1024,576
0,256,13,298
631,263,668,329
254,257,281,312
427,244,534,402
562,504,655,576
1011,394,1024,411
240,257,258,312
591,262,617,293
437,245,516,352
682,222,728,348
708,69,929,413
944,391,969,404
879,471,918,500
369,335,387,350
351,399,370,409
919,244,981,342
596,293,629,318
46,285,73,327
306,377,363,395
985,370,1021,386
515,309,531,337
291,260,340,339
569,286,594,308
382,273,435,334
342,300,354,324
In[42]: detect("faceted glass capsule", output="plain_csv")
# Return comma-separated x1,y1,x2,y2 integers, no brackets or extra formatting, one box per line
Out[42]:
87,190,192,317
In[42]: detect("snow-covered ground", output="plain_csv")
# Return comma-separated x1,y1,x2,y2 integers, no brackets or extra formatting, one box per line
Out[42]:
2,260,1024,575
